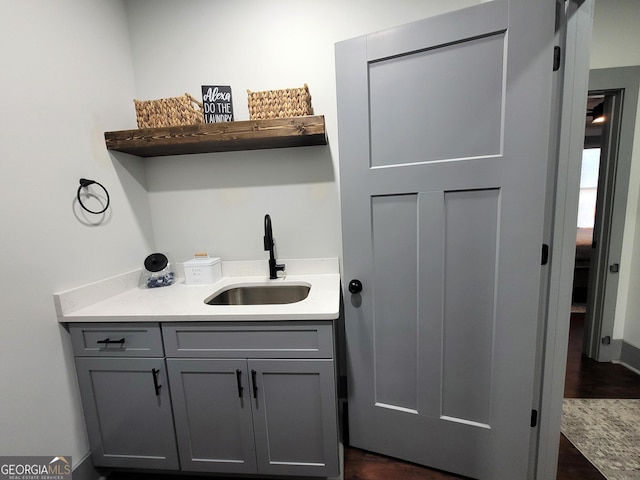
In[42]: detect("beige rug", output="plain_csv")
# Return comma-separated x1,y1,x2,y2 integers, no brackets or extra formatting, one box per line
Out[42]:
562,399,640,480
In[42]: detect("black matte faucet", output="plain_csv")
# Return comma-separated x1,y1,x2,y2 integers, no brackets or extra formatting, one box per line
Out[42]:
264,214,285,279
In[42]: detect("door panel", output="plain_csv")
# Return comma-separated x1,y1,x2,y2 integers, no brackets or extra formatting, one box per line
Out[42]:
441,188,498,425
369,33,504,167
371,189,499,424
75,357,179,470
371,194,418,411
166,359,257,474
250,359,339,477
336,0,556,478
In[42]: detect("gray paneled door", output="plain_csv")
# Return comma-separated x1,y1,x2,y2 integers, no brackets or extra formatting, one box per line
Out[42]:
336,1,557,478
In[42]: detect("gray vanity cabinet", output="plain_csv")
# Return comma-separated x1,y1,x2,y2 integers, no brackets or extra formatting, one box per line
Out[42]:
70,324,179,470
163,322,340,478
70,321,339,478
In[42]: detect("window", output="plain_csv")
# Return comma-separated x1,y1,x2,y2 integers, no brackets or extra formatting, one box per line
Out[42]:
577,148,600,228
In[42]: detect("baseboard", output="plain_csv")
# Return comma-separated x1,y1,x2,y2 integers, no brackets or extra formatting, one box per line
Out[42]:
72,454,104,480
618,341,640,374
611,338,623,360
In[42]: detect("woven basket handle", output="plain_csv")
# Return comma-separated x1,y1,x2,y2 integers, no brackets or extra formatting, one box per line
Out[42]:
185,92,203,108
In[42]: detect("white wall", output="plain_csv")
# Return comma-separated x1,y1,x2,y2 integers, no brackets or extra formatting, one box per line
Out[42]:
590,0,640,69
0,0,153,465
589,0,640,345
124,0,480,264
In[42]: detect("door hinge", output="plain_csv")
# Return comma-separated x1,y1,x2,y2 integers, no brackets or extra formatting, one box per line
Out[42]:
553,46,562,71
541,244,550,265
338,375,348,398
531,409,538,428
609,263,620,273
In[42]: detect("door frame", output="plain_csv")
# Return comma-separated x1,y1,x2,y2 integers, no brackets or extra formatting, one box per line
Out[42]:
537,6,640,480
583,88,624,361
584,69,640,361
535,0,593,478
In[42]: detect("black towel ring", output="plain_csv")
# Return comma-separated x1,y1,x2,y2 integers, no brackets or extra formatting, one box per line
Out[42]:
77,178,110,214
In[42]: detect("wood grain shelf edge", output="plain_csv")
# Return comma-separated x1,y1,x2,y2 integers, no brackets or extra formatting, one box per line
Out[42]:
104,115,327,157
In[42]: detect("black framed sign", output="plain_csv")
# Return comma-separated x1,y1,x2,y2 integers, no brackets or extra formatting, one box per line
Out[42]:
201,85,234,123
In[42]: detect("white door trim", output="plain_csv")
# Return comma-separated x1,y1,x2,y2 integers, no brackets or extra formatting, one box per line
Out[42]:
536,1,594,478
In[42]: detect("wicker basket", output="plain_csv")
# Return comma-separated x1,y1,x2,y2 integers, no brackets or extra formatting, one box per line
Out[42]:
247,84,313,120
133,93,203,129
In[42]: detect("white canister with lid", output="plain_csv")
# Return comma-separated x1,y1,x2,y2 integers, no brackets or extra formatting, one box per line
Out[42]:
183,254,222,285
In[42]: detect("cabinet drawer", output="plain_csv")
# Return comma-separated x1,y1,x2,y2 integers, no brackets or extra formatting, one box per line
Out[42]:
69,323,164,357
162,322,334,359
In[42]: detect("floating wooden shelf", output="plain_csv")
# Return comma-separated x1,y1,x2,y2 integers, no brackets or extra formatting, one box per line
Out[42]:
104,115,327,157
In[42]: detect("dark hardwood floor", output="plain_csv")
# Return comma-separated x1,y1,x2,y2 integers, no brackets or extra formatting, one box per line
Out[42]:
344,312,640,479
563,313,640,399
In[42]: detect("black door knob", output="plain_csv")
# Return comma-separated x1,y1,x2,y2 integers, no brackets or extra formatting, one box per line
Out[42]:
348,279,363,294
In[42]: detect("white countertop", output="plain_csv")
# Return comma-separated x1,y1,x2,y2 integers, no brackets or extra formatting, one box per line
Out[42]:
55,258,341,323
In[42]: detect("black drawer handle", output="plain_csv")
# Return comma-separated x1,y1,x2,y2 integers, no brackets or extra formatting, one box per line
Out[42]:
96,337,125,345
236,369,244,398
251,370,258,399
151,368,162,396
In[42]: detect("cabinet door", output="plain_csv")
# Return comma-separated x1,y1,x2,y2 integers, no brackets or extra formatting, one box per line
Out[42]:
166,359,257,474
249,359,339,477
74,357,179,470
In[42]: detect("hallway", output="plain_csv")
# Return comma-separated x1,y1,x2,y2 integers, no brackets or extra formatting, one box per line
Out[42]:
556,312,640,479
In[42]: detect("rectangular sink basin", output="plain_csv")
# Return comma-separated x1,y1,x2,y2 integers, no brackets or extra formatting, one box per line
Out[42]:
204,284,310,305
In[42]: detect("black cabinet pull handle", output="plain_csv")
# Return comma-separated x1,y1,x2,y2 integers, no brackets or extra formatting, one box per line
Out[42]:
151,368,162,396
251,370,258,399
96,337,125,345
236,369,243,398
